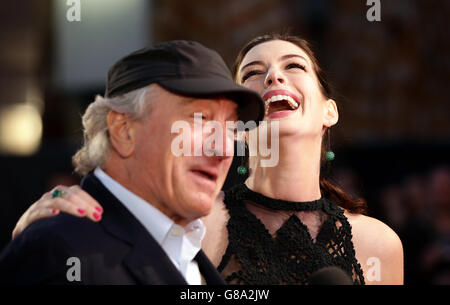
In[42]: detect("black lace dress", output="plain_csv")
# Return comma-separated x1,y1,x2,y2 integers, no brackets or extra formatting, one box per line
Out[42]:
217,184,365,285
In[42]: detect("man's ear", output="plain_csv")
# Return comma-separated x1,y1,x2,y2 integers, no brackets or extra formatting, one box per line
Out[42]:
106,110,135,158
323,99,339,128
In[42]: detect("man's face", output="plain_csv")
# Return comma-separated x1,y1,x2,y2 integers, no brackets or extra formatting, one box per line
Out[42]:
127,85,237,224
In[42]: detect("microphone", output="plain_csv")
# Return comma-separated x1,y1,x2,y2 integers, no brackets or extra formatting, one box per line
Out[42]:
307,266,353,285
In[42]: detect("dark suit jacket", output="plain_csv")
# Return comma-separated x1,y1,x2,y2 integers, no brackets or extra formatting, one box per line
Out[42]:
0,173,226,285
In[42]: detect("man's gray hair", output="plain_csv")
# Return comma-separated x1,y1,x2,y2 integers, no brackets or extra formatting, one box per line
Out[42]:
72,86,152,176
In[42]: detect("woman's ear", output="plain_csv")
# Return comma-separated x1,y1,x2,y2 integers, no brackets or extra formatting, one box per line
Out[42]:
106,110,135,158
323,99,339,127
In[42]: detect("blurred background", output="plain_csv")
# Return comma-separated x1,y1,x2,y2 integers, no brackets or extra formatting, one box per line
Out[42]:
0,0,449,284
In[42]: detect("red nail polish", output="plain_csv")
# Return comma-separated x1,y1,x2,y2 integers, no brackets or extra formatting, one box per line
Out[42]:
52,209,58,215
77,209,86,215
93,212,101,220
95,206,103,213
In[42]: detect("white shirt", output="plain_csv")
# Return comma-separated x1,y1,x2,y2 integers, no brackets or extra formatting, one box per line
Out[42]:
94,167,205,285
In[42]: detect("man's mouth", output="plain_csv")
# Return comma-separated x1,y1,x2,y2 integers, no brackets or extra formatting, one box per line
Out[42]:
190,169,218,182
190,168,219,194
263,90,302,117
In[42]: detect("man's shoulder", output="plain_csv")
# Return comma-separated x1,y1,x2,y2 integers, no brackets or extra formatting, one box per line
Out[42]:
0,214,89,283
0,213,127,284
3,212,114,264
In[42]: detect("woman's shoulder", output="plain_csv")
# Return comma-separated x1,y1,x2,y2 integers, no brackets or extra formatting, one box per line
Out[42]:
345,212,402,252
201,191,230,267
344,211,404,284
203,191,229,225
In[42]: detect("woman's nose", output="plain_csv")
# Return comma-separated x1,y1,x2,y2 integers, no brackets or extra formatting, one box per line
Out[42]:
264,68,285,88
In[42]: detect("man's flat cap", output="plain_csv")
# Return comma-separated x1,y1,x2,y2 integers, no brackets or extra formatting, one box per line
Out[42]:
106,40,264,123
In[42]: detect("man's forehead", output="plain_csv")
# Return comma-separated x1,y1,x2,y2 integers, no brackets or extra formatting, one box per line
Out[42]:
184,97,238,110
148,84,239,117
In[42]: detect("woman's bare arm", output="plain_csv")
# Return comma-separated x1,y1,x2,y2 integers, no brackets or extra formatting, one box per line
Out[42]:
12,185,103,239
346,212,404,285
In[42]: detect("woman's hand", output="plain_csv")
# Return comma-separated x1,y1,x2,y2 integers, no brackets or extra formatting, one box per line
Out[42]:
12,185,104,240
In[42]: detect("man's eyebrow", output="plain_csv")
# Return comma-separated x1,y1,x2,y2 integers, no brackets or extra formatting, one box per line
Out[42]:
227,113,239,121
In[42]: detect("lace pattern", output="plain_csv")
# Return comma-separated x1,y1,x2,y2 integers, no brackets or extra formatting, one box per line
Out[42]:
217,184,365,285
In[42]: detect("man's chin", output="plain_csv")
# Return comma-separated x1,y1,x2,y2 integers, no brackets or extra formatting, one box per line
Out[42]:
190,191,216,216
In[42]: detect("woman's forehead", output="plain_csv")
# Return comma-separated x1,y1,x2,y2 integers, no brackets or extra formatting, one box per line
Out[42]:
240,40,311,67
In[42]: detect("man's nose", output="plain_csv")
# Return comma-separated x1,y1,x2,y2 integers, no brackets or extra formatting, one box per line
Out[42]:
264,67,285,88
204,122,234,159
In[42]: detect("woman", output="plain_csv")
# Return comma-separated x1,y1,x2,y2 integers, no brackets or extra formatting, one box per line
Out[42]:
12,34,403,284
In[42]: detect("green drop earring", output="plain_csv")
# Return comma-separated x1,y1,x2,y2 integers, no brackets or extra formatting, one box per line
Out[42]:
325,128,335,162
237,140,249,175
325,151,335,162
237,164,248,175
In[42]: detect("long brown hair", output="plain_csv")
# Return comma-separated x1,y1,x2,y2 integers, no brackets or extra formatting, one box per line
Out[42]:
234,33,367,215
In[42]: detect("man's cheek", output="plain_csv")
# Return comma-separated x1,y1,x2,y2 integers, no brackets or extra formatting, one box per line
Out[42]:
225,134,235,157
219,159,234,182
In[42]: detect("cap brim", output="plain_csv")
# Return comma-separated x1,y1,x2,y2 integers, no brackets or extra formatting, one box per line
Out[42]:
158,78,264,127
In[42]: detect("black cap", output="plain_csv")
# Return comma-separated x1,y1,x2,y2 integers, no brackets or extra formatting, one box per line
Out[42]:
105,40,264,124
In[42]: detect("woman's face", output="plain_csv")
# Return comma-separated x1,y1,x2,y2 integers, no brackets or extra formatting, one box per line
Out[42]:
237,39,338,139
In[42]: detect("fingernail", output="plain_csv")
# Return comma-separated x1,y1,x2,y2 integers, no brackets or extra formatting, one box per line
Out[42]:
77,209,86,215
52,209,58,215
93,212,101,220
95,206,103,213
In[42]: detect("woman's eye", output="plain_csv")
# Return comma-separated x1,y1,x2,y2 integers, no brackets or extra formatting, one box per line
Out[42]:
286,63,306,71
241,70,263,82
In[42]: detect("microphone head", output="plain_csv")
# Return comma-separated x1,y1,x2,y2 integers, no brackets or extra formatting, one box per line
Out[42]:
308,266,353,285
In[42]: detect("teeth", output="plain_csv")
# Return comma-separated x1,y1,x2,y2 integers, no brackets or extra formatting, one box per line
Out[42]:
286,96,298,109
264,94,299,111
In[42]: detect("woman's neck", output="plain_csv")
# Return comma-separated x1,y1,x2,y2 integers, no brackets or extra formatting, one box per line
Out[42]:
246,135,322,202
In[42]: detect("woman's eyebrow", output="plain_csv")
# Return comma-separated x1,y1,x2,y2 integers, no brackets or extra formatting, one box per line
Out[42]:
240,60,264,72
280,54,308,63
240,54,309,72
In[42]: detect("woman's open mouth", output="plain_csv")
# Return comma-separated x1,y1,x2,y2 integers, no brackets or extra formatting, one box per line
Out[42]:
263,90,302,118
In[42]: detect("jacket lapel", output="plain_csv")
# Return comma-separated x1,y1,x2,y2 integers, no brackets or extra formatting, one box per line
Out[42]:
122,227,188,285
195,250,227,285
81,173,188,285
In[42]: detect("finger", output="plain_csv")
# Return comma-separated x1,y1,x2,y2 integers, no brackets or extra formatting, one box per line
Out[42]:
64,186,102,222
37,190,102,223
38,197,89,219
31,207,60,222
42,185,70,200
67,185,103,214
40,185,94,217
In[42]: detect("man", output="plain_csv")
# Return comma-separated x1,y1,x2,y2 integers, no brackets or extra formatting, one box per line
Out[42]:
0,40,264,284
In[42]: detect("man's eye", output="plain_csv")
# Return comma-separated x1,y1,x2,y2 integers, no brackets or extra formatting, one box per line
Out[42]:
286,63,306,71
241,70,263,82
192,113,207,120
227,128,237,135
227,128,238,140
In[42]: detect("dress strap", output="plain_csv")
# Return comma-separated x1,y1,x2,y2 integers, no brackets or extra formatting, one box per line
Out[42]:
235,183,326,211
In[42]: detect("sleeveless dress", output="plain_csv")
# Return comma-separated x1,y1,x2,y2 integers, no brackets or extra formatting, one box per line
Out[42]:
217,184,365,285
